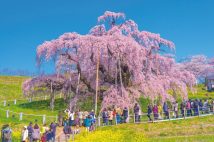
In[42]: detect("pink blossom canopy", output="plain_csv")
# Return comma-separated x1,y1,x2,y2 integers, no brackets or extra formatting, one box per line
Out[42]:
23,11,196,110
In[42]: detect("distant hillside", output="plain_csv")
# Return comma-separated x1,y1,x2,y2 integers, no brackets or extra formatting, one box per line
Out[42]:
0,68,35,76
0,76,29,100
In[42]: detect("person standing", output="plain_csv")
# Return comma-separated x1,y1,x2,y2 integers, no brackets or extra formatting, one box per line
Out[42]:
90,109,96,125
63,125,72,141
180,101,185,117
122,107,129,123
32,124,40,142
174,101,178,118
186,100,191,116
58,111,63,127
158,103,163,119
77,109,83,126
153,104,159,120
163,102,169,119
134,103,140,123
69,111,75,126
147,104,152,121
27,122,34,142
194,99,199,115
1,124,12,142
102,108,108,126
113,108,117,121
21,126,28,142
199,99,203,112
50,122,57,142
108,108,114,125
64,109,70,126
84,115,91,132
83,111,89,126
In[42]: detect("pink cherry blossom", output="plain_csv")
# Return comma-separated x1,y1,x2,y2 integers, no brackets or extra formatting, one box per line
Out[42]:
23,11,197,110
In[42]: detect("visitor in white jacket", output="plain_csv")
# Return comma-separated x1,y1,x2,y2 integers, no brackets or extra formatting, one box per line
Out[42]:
21,126,28,142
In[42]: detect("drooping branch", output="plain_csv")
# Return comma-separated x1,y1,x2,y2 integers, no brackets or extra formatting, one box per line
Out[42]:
23,11,198,111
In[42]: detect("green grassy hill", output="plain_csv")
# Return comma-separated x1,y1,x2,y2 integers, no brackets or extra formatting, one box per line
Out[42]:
0,76,28,100
0,76,213,141
0,76,67,140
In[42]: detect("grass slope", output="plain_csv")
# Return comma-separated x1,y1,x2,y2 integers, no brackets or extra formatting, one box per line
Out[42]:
74,116,214,142
0,76,67,140
0,76,213,141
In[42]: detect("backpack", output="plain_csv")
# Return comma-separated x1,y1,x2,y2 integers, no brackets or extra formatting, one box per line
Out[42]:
3,129,11,140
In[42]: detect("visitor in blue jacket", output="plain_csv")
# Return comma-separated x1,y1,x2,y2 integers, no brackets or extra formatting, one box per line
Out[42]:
84,115,91,132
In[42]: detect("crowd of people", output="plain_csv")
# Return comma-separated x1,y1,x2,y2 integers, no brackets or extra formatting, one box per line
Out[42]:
1,99,213,142
20,122,57,142
99,99,214,124
1,122,57,142
60,109,96,133
147,99,214,121
98,103,143,125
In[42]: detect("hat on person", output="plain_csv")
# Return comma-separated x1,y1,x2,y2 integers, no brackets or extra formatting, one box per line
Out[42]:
24,126,27,129
45,127,50,131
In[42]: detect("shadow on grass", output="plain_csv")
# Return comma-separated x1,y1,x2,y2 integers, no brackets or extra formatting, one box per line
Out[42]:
18,98,67,111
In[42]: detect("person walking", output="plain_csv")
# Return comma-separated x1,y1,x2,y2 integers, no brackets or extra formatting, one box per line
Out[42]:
134,103,140,123
174,101,178,118
83,111,89,126
147,104,152,121
163,102,169,119
199,99,203,112
46,129,54,142
158,103,163,119
180,101,185,117
122,107,129,123
1,124,12,142
108,108,114,125
84,115,91,132
58,111,63,127
153,104,159,120
194,99,199,116
77,109,83,126
21,126,28,142
69,111,75,126
32,124,40,142
102,108,108,126
50,122,57,142
27,122,34,142
186,100,191,116
63,125,72,141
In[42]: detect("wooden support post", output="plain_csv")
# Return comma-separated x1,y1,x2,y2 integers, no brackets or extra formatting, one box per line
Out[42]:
20,112,23,121
6,110,9,118
98,116,101,126
3,100,6,106
95,47,100,115
43,115,46,124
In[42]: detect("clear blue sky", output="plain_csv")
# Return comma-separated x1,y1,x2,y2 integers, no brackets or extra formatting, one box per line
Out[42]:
0,0,213,73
